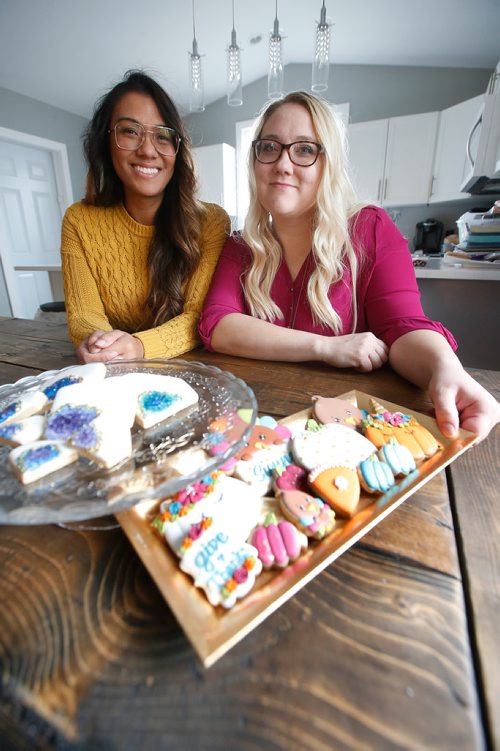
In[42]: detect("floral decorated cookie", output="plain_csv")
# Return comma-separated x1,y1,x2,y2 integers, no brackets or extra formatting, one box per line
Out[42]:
178,521,262,609
279,489,336,539
357,455,395,495
362,399,440,461
311,396,363,428
152,473,262,556
0,414,45,447
308,464,361,517
377,438,416,477
251,512,308,569
292,420,376,472
8,439,78,484
0,390,47,427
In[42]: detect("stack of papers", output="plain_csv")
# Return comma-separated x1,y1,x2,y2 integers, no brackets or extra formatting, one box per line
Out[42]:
452,211,500,263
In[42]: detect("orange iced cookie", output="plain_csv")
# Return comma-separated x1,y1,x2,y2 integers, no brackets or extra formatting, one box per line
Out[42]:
308,464,360,518
362,399,440,461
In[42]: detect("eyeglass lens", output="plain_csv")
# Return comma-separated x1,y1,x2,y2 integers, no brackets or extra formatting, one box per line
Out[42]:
254,139,321,166
113,119,178,156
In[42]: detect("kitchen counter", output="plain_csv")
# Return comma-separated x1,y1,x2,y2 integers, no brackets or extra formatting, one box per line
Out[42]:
412,255,500,280
412,256,499,369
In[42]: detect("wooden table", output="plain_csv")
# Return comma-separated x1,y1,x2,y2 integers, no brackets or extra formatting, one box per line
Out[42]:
0,316,499,751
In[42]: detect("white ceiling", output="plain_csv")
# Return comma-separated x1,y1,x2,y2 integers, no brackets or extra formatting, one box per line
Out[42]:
0,0,499,118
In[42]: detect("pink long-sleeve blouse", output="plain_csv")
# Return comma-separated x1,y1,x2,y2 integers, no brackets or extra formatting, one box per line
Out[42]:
198,205,456,351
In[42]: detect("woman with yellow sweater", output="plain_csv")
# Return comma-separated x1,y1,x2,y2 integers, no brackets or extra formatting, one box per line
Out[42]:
61,71,230,362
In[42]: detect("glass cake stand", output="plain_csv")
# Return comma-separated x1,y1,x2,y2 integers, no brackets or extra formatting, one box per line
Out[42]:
0,359,257,525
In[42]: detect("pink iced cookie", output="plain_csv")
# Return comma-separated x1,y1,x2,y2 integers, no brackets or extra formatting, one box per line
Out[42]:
312,396,363,428
251,513,308,569
273,463,309,494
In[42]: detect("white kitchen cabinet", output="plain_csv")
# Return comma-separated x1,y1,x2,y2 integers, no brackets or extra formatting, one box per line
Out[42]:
348,112,438,207
348,119,388,203
429,94,484,203
192,143,236,216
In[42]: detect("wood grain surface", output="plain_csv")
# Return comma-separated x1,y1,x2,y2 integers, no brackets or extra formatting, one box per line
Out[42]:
0,317,498,751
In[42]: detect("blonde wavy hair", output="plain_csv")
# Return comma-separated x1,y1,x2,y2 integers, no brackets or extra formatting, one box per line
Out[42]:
243,91,366,333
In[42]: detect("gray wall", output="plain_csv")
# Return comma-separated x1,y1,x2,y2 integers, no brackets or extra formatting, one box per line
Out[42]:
0,86,88,200
185,63,491,147
186,63,493,246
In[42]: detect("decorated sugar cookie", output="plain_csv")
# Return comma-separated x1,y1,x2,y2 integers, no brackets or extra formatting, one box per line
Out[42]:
292,420,376,472
152,474,262,556
0,414,45,447
250,513,308,569
377,438,416,477
69,410,133,469
118,373,198,428
0,390,47,427
42,362,106,401
9,439,78,484
308,464,361,517
312,396,363,428
179,524,262,609
273,463,309,495
362,399,440,461
279,489,336,539
357,455,395,495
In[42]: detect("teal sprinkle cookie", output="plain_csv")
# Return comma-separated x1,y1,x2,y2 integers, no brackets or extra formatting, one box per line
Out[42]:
138,390,180,416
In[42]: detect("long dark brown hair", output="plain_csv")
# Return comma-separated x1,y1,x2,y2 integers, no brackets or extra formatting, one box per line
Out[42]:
83,70,205,326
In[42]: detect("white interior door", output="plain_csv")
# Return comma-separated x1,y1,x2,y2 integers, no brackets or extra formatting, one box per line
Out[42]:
0,139,64,318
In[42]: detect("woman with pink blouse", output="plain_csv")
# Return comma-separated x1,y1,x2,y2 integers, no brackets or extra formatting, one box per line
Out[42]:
199,92,499,440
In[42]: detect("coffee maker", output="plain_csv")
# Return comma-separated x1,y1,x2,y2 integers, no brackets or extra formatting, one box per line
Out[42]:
414,219,444,254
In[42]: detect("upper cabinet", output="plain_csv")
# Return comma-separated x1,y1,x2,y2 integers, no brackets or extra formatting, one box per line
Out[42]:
192,143,236,216
349,112,438,207
429,94,484,203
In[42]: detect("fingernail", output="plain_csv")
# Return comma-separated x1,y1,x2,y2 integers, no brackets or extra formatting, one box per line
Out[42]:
442,422,458,438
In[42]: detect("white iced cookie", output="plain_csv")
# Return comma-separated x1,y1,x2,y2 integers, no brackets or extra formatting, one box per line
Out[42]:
117,373,199,429
41,362,106,402
69,410,133,469
232,443,293,494
0,390,47,426
179,521,262,609
0,414,46,447
292,421,376,471
9,439,78,484
154,474,263,556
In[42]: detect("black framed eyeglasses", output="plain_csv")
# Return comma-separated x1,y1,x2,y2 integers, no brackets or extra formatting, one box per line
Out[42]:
252,138,324,166
108,118,180,157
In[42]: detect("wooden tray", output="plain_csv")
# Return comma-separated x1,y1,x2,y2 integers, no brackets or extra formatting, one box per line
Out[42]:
116,390,477,667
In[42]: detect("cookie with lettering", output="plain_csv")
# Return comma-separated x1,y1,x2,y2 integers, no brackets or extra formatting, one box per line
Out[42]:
311,396,363,428
279,489,336,539
0,390,47,427
0,414,45,447
308,464,361,517
292,420,376,472
9,439,78,484
250,512,308,569
152,473,262,556
179,522,262,609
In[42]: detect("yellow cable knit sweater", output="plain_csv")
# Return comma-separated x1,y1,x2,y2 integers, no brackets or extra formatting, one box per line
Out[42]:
61,201,230,359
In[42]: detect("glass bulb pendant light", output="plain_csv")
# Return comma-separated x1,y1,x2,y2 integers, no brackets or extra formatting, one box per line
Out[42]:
312,0,332,93
227,0,243,106
189,0,205,112
268,0,284,100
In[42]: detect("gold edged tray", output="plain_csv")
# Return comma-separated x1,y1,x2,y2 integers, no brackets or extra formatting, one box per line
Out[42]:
116,390,478,667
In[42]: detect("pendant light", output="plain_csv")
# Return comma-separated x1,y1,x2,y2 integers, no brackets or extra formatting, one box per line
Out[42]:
268,0,284,100
227,0,243,106
189,0,205,112
312,0,332,93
